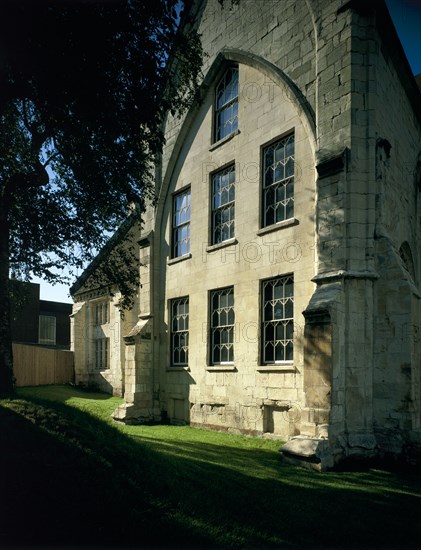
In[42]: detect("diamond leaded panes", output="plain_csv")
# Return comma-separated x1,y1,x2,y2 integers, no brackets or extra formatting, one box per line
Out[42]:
262,134,294,227
215,66,239,141
210,287,234,364
172,188,191,258
261,275,294,364
211,165,235,244
171,297,189,366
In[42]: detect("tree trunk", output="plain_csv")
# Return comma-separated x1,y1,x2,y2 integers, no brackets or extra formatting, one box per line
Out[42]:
0,194,15,396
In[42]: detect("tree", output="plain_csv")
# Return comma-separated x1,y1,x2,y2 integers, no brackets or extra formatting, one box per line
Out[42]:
0,0,202,395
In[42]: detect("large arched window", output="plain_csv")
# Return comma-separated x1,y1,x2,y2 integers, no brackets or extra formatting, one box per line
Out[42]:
214,66,238,142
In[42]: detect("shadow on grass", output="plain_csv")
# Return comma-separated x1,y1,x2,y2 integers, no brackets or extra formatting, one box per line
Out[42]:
17,383,117,402
1,389,421,549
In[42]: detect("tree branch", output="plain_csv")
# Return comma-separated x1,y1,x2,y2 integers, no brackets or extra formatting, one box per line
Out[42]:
42,151,59,168
21,99,49,154
31,129,48,154
3,161,50,197
21,99,34,134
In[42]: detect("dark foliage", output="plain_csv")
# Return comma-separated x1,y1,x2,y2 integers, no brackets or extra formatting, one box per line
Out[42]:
0,0,202,284
0,0,202,394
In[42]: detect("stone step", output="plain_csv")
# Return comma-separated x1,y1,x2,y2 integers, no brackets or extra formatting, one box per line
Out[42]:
280,436,333,471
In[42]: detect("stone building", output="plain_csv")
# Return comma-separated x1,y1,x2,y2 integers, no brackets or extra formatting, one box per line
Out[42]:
71,0,421,469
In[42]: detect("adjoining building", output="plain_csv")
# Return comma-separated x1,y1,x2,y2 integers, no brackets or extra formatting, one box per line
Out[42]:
12,281,72,350
71,0,421,469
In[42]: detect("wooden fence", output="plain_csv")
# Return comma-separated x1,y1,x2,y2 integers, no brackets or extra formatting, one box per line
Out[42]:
13,343,74,387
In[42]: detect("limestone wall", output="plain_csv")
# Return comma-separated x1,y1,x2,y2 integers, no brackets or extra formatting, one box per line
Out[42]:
116,0,421,466
71,292,133,396
155,0,322,434
161,0,318,192
369,12,421,454
151,0,356,442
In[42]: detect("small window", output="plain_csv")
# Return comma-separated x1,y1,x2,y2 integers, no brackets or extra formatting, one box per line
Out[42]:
262,134,295,227
261,275,294,364
92,301,109,371
210,287,234,365
94,302,108,326
170,297,189,366
39,315,56,346
95,338,109,371
172,188,191,258
214,66,239,142
211,165,235,244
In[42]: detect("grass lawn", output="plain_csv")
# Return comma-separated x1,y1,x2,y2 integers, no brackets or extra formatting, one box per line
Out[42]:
1,385,420,548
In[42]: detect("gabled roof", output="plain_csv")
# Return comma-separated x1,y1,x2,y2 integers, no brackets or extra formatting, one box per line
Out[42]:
70,209,141,297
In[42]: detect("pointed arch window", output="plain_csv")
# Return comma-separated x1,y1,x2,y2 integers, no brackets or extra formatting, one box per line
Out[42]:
214,66,239,142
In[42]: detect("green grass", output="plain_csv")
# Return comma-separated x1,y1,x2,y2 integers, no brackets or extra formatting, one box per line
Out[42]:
1,385,421,548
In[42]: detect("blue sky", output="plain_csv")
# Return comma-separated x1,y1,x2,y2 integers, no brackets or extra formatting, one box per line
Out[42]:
386,0,421,75
33,0,421,304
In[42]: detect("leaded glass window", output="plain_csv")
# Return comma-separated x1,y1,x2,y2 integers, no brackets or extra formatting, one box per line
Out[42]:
262,134,294,227
210,287,234,364
261,276,294,364
92,300,109,370
214,66,239,142
94,302,108,326
171,297,189,366
95,338,109,371
172,188,191,258
211,165,235,244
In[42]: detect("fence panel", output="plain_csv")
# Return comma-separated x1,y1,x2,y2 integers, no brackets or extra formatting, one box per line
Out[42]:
13,343,74,386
